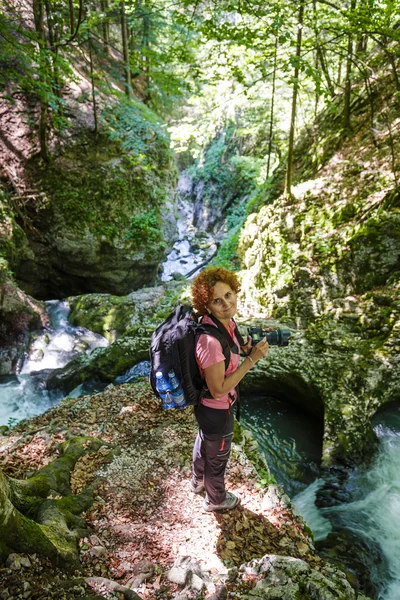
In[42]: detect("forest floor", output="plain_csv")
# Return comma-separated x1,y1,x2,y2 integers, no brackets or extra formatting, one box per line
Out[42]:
0,381,321,600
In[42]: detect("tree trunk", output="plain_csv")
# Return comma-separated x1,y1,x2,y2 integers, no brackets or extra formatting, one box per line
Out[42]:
267,37,278,179
0,437,104,567
44,0,61,98
313,0,335,98
68,0,75,34
121,0,132,98
285,0,305,198
32,0,50,162
142,0,151,105
100,0,110,55
343,0,357,130
89,37,99,134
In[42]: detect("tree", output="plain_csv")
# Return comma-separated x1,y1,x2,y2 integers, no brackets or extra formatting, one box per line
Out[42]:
121,0,132,98
32,0,50,162
343,0,357,130
286,0,305,197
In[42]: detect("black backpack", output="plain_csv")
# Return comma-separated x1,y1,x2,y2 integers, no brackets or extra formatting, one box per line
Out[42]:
149,304,244,407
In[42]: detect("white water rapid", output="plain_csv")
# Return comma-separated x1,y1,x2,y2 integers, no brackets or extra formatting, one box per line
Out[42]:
292,405,400,600
0,300,108,427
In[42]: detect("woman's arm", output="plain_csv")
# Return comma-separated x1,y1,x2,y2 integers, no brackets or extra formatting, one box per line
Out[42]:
204,337,269,399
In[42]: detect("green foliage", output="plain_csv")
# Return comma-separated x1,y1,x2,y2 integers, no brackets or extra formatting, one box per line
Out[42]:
101,97,171,169
213,224,242,270
185,126,265,267
125,209,164,251
125,0,200,115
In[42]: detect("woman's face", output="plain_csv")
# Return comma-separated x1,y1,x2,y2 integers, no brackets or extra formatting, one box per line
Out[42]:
206,281,238,323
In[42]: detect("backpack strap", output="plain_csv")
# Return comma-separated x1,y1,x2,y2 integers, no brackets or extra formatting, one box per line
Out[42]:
198,324,232,371
207,314,245,350
196,316,244,418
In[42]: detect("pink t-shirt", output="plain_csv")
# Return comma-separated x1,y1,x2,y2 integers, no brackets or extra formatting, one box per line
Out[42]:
195,315,241,409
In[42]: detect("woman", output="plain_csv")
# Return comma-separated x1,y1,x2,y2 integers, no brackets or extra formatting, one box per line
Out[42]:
191,266,269,512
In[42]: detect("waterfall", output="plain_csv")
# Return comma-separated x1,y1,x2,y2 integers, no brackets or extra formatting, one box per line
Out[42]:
0,300,108,427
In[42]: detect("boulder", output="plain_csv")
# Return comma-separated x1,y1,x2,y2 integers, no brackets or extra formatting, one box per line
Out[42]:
68,280,190,341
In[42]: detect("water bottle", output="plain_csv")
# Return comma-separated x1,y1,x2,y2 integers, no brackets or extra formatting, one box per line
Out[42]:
155,371,175,409
168,370,187,409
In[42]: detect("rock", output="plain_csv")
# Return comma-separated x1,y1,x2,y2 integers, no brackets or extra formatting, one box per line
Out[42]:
46,326,153,394
89,535,102,546
208,585,228,600
85,577,142,600
190,573,205,592
19,556,32,569
315,528,388,598
168,555,203,586
0,589,10,599
126,560,156,588
241,554,359,600
89,546,107,558
172,592,189,600
9,105,178,300
0,270,48,375
131,560,155,578
5,554,22,570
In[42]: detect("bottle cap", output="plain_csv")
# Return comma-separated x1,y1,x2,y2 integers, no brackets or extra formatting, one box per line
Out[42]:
156,371,163,377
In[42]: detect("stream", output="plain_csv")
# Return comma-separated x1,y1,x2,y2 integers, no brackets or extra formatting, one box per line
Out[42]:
242,396,400,600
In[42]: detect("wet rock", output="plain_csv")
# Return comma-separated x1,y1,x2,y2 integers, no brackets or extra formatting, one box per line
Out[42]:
0,271,48,375
315,529,388,598
29,348,44,362
46,327,153,394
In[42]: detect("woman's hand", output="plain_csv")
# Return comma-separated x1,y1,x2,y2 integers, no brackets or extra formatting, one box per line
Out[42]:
249,337,269,365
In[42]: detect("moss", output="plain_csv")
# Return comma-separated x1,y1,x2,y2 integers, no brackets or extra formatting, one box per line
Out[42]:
69,294,135,341
19,437,103,499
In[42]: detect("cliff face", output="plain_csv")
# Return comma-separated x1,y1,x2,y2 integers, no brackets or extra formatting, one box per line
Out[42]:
236,62,400,465
0,97,178,300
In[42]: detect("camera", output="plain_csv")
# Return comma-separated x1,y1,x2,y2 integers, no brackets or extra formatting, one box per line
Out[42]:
248,326,291,347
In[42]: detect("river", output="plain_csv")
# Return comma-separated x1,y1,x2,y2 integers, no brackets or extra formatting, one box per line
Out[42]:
242,395,400,600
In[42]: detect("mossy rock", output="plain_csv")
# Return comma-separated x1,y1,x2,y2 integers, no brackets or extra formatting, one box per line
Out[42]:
68,280,191,341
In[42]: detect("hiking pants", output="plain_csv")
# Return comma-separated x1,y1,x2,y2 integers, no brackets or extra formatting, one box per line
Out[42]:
192,403,235,506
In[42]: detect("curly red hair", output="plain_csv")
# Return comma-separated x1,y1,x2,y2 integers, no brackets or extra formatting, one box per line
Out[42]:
191,267,241,315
